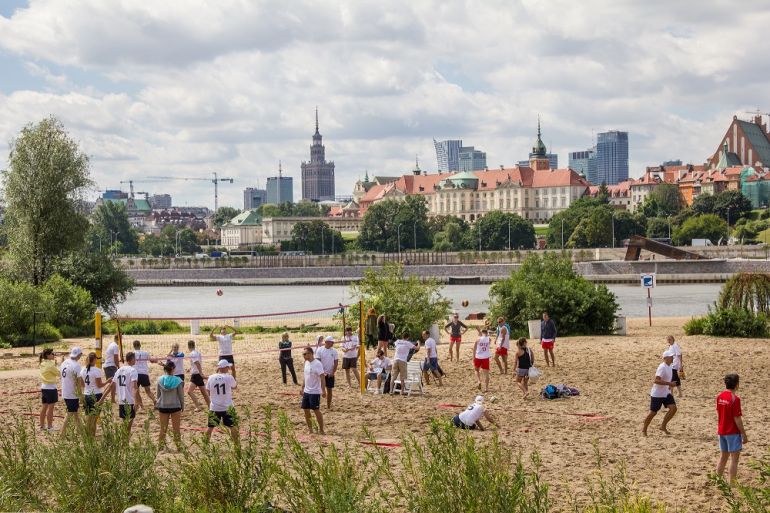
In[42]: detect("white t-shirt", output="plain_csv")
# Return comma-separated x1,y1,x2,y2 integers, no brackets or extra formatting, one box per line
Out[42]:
103,342,119,368
206,373,237,411
133,350,150,374
169,352,185,376
114,365,138,405
458,403,485,426
424,338,438,358
79,366,104,396
315,346,338,374
342,335,360,359
393,339,416,362
189,350,202,375
496,326,510,349
60,359,82,400
216,334,234,356
370,356,392,372
650,362,673,398
303,359,325,394
670,343,682,370
475,336,492,359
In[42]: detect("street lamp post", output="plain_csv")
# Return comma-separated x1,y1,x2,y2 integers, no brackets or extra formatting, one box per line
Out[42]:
507,218,511,251
110,230,118,256
561,219,564,250
175,231,181,256
321,225,325,255
413,223,417,251
396,223,402,260
667,215,671,239
478,223,482,252
726,207,731,245
611,212,615,249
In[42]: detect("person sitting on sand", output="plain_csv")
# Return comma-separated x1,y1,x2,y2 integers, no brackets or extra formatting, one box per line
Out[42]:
472,328,492,392
452,395,499,431
514,338,533,399
642,349,678,436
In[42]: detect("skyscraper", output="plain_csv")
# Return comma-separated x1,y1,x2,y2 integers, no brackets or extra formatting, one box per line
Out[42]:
434,139,463,172
243,187,267,210
569,148,597,183
266,162,293,204
301,109,335,201
596,131,629,185
459,146,487,171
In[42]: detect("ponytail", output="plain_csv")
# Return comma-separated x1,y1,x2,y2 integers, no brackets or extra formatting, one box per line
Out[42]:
86,352,97,373
39,348,54,363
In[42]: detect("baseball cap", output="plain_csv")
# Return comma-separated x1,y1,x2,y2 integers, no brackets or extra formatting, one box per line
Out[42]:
70,347,82,358
474,395,484,404
217,359,233,369
324,336,335,343
662,349,675,358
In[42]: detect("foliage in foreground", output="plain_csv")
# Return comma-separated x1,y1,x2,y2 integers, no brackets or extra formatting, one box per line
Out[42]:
489,253,619,336
711,450,770,513
683,307,769,338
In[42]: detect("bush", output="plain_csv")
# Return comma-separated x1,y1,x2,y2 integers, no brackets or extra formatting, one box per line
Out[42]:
115,319,185,335
711,449,770,511
683,317,705,335
489,253,619,336
41,274,94,328
700,308,768,338
717,272,770,313
0,278,51,341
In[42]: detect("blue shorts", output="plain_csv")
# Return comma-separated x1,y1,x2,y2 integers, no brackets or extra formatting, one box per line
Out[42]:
650,394,675,412
719,434,743,453
301,393,321,410
426,357,439,371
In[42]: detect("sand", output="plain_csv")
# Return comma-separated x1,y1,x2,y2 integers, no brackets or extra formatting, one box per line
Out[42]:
1,317,768,511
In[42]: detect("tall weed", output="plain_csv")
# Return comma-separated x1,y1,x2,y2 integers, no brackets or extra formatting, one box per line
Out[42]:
710,449,770,513
0,419,43,511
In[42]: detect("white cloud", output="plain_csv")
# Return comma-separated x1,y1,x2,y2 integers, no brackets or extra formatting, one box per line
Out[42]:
0,0,769,208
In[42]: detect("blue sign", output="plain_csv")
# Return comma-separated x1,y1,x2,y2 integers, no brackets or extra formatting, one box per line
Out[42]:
641,274,656,288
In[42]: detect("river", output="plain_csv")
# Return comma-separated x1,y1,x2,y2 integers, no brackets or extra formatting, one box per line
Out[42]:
117,283,721,319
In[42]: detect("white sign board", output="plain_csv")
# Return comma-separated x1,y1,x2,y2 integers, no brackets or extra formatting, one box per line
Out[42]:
640,273,656,289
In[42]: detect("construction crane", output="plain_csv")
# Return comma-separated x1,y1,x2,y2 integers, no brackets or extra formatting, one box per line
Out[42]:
744,109,770,120
119,180,135,198
145,173,234,212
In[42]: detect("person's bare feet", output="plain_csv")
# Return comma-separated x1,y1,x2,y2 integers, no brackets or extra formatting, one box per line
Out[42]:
522,391,530,399
659,426,671,435
642,429,648,436
477,383,482,390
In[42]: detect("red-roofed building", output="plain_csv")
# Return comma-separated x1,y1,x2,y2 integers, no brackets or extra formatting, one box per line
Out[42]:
588,179,635,210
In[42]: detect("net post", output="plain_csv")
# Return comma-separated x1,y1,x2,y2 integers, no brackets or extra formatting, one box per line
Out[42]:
359,300,366,394
94,311,103,368
116,319,125,363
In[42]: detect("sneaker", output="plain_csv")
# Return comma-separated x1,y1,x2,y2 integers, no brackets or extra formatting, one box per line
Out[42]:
47,426,59,432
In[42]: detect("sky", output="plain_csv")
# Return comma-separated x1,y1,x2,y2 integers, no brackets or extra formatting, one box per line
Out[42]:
1,0,769,210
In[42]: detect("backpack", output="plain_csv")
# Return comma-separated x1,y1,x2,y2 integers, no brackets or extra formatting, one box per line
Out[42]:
541,384,559,400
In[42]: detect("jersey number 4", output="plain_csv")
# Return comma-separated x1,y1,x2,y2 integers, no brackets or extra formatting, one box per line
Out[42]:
84,375,91,385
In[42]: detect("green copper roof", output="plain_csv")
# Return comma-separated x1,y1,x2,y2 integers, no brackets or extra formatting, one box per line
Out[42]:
103,198,151,212
447,171,479,181
226,209,261,226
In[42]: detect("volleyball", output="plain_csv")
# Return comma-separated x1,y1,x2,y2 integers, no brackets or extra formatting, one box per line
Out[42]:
461,299,469,307
216,289,223,296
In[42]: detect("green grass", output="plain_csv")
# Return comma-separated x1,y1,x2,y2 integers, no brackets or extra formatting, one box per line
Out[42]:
341,232,359,241
534,225,549,236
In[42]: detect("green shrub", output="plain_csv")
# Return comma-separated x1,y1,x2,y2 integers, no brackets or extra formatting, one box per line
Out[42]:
42,274,94,328
701,308,768,338
489,253,619,336
0,419,42,512
710,449,770,512
0,278,51,341
116,319,184,335
717,272,770,314
683,317,705,335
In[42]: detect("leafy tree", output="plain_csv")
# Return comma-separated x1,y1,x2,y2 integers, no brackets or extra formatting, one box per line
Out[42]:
427,215,468,234
611,210,646,246
643,184,683,217
140,234,172,257
672,214,728,246
358,196,431,252
717,273,770,314
596,182,610,202
646,217,672,239
52,252,135,314
258,201,328,218
160,226,201,255
488,253,619,336
2,117,92,285
545,196,607,248
90,201,140,254
567,208,612,248
349,263,451,339
465,211,535,251
212,206,241,228
433,219,468,252
41,274,93,329
289,220,343,254
692,190,752,224
691,194,717,216
0,278,52,343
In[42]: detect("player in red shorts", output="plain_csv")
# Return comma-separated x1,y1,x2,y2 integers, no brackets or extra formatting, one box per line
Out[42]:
472,328,492,392
494,317,510,375
444,312,468,362
540,312,557,367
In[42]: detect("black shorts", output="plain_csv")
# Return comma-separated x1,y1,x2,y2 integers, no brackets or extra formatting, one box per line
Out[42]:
119,404,136,420
158,407,182,414
671,369,681,387
301,393,321,410
175,374,185,382
191,373,205,387
104,366,117,379
41,388,58,404
64,398,80,413
452,415,476,430
137,373,151,387
84,394,103,415
219,355,235,365
208,410,235,428
342,357,358,370
650,394,676,412
324,375,335,389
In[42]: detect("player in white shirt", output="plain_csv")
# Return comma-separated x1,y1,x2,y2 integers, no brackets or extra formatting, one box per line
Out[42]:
494,317,511,375
341,326,361,388
367,349,392,393
314,336,339,409
453,396,499,430
106,352,143,433
166,342,186,382
421,330,442,386
132,340,156,403
390,333,419,396
79,352,110,435
60,347,83,434
300,346,326,434
472,328,492,392
102,334,121,403
205,359,239,444
209,324,240,380
667,335,684,397
642,350,678,436
186,340,210,411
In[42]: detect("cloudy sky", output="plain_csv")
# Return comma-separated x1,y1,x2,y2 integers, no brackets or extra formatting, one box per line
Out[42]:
1,0,769,209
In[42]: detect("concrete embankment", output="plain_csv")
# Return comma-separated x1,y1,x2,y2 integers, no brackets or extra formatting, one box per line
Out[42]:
126,259,770,286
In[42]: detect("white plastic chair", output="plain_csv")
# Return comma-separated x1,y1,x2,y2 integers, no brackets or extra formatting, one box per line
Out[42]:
393,360,423,396
366,368,387,394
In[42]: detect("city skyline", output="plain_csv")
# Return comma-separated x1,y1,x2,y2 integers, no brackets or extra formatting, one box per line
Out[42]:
0,1,769,208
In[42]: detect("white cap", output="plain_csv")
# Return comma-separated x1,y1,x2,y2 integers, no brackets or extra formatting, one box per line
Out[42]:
324,336,335,343
70,347,82,358
474,395,484,404
662,350,675,358
217,359,233,369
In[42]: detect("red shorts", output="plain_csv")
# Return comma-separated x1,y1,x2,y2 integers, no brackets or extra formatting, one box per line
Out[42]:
495,347,508,356
473,357,490,370
541,339,555,350
450,336,462,343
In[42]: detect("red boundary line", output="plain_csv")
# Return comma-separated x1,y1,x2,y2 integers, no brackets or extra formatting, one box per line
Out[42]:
115,304,349,322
